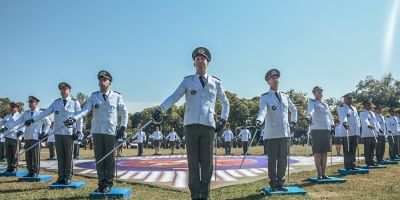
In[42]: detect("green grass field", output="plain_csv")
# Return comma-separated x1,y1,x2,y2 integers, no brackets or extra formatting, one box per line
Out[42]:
1,144,399,199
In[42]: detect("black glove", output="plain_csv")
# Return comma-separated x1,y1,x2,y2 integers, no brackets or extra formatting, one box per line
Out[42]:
16,131,24,137
343,122,350,130
305,118,312,125
63,117,76,127
255,120,263,129
38,132,46,140
388,130,393,134
25,119,34,126
71,131,81,141
290,121,297,128
117,126,126,139
379,129,383,134
215,119,226,133
152,107,162,121
0,127,8,133
367,125,375,130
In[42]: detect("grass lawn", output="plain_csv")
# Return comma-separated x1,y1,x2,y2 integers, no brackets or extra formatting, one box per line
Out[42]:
0,144,399,199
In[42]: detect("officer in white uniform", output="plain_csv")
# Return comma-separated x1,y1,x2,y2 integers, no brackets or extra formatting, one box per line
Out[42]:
0,102,24,172
396,109,400,158
47,122,56,160
333,120,343,156
25,82,83,185
337,93,361,170
152,47,229,200
359,99,380,166
7,96,51,177
131,129,146,156
256,69,297,191
238,127,251,155
222,127,233,155
165,128,180,154
150,127,163,155
65,70,128,193
374,106,386,163
386,108,399,160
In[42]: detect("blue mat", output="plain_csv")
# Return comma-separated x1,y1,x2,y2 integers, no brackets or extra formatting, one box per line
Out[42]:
261,186,307,196
338,168,369,175
89,188,132,199
0,159,6,162
48,181,87,189
0,171,29,177
46,158,57,160
358,165,387,169
307,176,346,184
383,160,398,165
0,167,6,171
19,175,52,182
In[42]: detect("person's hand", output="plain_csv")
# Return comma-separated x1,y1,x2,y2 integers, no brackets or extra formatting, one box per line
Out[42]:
63,117,76,127
117,126,126,139
71,131,81,141
16,131,24,137
305,118,312,125
25,119,34,126
215,119,227,133
255,120,263,129
343,122,350,130
38,132,46,140
152,107,162,121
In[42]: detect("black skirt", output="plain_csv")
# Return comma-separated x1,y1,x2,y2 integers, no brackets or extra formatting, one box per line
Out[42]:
310,129,332,153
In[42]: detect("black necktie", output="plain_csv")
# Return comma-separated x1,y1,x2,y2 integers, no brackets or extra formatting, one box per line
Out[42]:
199,76,205,88
31,112,33,117
63,99,67,106
103,94,107,101
275,92,281,102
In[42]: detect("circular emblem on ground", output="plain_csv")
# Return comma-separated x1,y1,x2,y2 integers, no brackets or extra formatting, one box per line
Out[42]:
75,155,299,171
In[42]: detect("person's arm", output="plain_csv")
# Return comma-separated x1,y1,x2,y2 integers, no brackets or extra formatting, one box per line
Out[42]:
117,94,128,128
288,97,298,123
306,100,314,120
256,95,268,123
217,81,230,120
159,79,186,111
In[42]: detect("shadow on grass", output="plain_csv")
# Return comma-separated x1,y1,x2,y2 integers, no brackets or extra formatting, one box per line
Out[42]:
227,193,266,200
0,187,45,194
37,197,89,200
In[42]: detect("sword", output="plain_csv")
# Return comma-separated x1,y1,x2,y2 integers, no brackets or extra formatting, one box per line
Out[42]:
18,125,66,156
306,125,311,156
96,118,162,165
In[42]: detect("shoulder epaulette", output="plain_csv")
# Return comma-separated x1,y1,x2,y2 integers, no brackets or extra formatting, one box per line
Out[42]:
184,75,193,79
92,91,100,95
114,91,121,95
261,92,268,96
54,98,61,102
340,103,345,107
310,99,316,102
212,76,221,81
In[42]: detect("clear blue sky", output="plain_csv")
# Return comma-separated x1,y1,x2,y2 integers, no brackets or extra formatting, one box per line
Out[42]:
1,0,399,113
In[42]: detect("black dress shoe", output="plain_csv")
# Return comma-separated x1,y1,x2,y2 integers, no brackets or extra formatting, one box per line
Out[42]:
95,186,103,192
64,179,72,185
351,167,358,170
31,173,38,178
270,186,277,192
53,179,64,185
6,168,16,173
24,173,33,177
277,185,288,191
101,186,111,193
322,175,330,179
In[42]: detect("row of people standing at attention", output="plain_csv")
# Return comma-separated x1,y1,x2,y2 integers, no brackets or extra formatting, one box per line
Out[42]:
130,127,182,155
1,46,399,199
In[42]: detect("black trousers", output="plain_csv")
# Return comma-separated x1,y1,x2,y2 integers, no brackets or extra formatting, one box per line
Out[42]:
242,141,249,154
5,138,18,170
138,143,144,156
184,124,215,200
363,137,376,165
376,136,385,161
224,141,231,154
93,134,116,187
342,136,358,169
24,139,41,174
267,138,288,187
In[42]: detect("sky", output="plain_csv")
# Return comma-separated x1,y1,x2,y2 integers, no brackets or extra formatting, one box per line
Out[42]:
0,0,399,113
